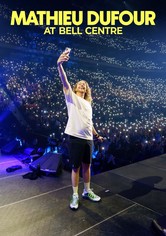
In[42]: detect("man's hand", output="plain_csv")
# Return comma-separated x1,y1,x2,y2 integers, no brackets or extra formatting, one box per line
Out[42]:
57,52,70,66
98,136,104,142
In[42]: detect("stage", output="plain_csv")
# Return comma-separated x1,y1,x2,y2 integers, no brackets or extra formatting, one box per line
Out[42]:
0,153,165,236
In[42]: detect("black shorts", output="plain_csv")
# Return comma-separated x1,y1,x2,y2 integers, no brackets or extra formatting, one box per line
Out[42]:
68,136,93,169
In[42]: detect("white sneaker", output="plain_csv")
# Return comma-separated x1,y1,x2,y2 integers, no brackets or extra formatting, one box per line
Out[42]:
70,194,79,210
82,189,101,202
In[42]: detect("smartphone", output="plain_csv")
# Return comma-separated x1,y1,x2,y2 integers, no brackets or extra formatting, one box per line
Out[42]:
64,47,71,54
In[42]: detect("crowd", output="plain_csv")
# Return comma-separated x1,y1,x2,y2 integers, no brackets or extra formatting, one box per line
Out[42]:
0,3,166,173
0,33,165,72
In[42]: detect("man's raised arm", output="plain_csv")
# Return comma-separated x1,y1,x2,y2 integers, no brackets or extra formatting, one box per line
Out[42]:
57,51,71,91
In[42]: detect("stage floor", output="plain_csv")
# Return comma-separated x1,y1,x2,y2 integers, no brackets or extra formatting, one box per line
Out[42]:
0,153,165,236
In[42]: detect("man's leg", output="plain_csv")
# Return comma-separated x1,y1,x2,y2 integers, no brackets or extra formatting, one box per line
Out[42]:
82,163,91,182
70,167,80,210
82,163,101,202
71,167,80,194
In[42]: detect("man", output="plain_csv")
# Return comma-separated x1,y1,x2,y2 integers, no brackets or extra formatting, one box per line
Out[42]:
57,49,103,210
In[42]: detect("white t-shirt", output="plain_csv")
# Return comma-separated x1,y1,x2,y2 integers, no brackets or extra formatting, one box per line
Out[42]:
64,86,93,140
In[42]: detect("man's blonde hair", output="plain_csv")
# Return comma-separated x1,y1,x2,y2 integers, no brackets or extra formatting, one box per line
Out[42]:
73,80,92,103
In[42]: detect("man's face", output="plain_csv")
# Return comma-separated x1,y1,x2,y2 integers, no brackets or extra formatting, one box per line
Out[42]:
76,81,87,93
